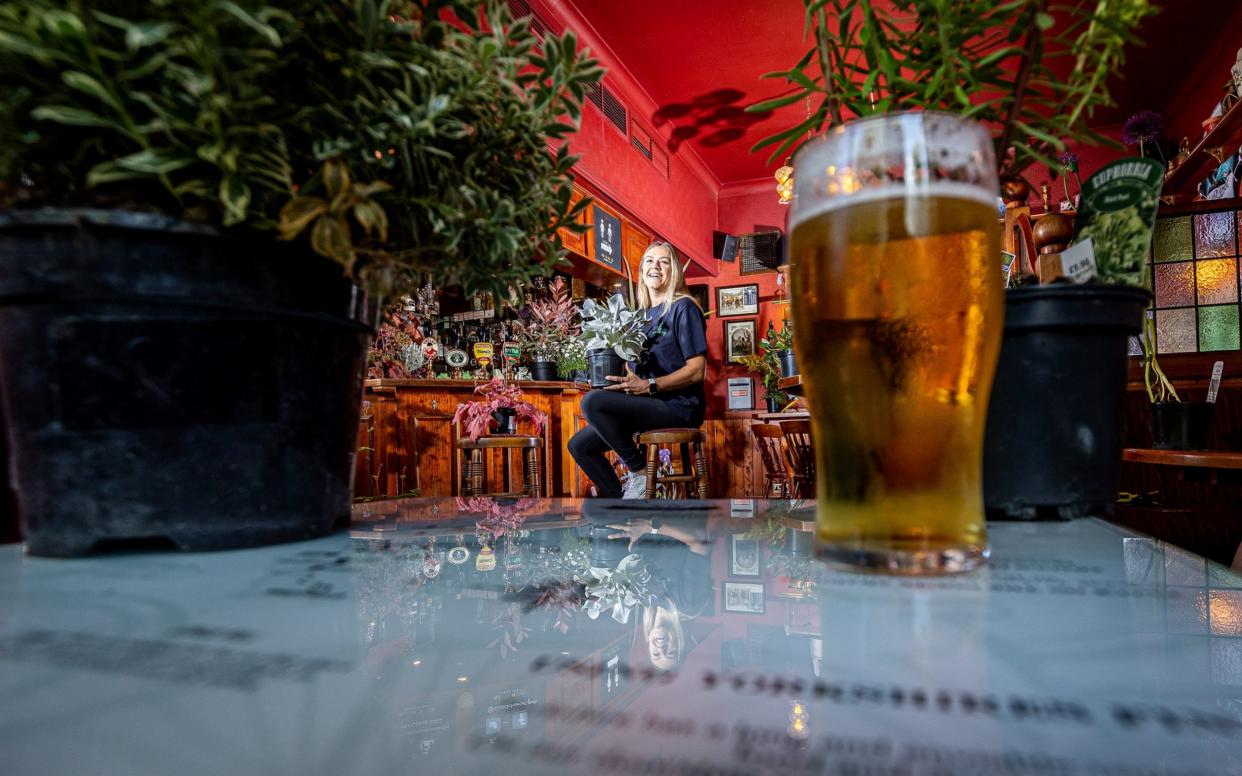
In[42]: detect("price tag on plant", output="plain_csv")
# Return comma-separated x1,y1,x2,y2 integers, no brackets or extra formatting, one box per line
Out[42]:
1060,238,1098,284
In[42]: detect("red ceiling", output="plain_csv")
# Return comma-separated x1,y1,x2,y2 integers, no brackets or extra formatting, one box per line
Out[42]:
568,0,1242,186
569,0,811,184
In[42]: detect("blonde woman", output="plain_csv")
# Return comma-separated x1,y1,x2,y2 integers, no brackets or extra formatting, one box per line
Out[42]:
568,241,708,499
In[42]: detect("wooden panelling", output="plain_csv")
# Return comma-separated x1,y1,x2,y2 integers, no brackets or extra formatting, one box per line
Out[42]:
557,188,589,257
356,380,774,499
621,219,653,280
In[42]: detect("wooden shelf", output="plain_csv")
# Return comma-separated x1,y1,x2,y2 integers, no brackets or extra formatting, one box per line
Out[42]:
1153,196,1242,217
1164,99,1242,197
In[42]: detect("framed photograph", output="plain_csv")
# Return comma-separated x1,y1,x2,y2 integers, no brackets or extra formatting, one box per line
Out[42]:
731,534,760,576
723,581,766,614
724,319,757,364
716,284,760,317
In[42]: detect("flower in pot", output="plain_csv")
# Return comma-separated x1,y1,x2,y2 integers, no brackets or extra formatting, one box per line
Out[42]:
578,295,649,389
511,277,579,381
452,377,546,440
0,1,599,555
555,337,589,382
752,1,1156,523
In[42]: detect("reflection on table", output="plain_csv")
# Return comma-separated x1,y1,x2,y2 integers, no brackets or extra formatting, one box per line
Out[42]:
2,498,1242,775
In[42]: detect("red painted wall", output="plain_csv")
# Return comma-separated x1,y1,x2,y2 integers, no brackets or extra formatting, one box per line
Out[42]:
706,181,792,416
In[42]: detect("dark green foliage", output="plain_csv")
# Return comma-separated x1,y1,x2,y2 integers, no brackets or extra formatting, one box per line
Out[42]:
0,1,603,298
750,0,1155,176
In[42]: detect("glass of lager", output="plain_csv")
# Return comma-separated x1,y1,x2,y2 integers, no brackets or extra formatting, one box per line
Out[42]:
787,112,1003,574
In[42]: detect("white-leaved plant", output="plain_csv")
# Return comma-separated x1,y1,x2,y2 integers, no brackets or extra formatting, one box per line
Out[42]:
579,295,649,361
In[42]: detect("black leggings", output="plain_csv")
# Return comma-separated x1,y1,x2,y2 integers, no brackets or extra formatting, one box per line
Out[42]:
568,390,694,498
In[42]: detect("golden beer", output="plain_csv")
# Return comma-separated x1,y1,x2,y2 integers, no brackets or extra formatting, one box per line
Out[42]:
790,191,1002,573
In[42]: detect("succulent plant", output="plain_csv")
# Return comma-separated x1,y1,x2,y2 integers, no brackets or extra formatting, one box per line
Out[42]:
579,295,649,361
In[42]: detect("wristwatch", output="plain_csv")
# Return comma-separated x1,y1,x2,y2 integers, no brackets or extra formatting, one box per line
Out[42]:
647,377,658,395
650,517,663,535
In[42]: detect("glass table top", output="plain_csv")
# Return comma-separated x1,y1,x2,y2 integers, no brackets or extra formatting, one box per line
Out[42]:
2,497,1242,774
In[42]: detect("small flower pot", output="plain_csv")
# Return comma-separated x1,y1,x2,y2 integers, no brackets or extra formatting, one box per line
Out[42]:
785,529,814,557
765,395,783,413
777,350,797,378
587,348,626,389
491,407,517,435
529,361,558,382
1151,401,1214,450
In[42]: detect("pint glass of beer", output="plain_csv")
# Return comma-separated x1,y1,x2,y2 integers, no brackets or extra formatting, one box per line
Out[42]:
787,112,1002,574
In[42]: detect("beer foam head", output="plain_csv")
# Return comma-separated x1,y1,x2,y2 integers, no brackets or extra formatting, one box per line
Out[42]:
788,111,1000,229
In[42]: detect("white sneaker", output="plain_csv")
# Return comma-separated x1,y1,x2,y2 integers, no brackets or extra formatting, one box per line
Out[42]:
621,473,649,500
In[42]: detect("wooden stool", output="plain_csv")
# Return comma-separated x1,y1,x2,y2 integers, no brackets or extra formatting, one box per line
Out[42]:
636,428,709,499
778,419,816,498
455,435,542,497
751,423,791,497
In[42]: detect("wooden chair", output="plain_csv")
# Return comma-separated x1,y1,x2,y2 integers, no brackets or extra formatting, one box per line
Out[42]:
455,435,542,497
636,428,709,499
750,423,791,497
778,420,816,498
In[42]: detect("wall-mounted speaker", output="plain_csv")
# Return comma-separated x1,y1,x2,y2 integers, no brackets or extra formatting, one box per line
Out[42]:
713,230,738,262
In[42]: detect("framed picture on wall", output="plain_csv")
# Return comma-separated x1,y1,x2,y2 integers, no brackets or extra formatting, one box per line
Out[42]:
723,581,766,614
716,284,759,317
724,319,757,364
731,534,761,576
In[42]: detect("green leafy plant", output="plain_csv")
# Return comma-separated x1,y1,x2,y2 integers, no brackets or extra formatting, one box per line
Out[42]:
579,295,648,361
555,337,588,378
511,276,580,362
737,352,789,407
0,0,603,298
750,0,1156,176
761,320,794,353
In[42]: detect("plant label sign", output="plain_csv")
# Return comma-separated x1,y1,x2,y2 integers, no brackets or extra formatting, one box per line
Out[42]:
592,207,623,271
1073,158,1164,285
1061,238,1098,284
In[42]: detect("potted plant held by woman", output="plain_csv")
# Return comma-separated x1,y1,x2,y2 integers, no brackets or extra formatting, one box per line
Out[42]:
579,295,648,389
0,1,600,555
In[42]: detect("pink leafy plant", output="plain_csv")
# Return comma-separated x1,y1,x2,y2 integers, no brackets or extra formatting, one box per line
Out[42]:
451,376,547,441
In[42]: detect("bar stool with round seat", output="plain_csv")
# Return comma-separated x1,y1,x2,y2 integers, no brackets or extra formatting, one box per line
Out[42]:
455,435,542,497
636,428,709,499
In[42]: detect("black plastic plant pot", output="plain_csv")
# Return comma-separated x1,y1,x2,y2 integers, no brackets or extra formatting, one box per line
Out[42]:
765,396,783,413
983,284,1150,520
785,528,814,557
587,348,626,389
1151,401,1215,450
529,361,558,381
587,523,629,568
0,209,376,557
491,407,517,435
778,350,797,378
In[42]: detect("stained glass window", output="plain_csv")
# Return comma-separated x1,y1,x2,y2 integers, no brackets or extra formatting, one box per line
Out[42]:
1147,207,1242,354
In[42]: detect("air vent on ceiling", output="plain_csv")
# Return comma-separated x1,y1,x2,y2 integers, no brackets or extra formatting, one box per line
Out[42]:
651,144,669,180
505,0,548,39
586,81,603,109
630,126,652,160
601,86,627,135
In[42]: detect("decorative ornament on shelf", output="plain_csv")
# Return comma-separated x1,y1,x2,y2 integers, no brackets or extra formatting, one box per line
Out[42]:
775,158,794,205
1233,47,1242,97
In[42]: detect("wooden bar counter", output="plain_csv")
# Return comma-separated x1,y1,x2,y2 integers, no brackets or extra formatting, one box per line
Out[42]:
354,380,803,500
354,379,592,499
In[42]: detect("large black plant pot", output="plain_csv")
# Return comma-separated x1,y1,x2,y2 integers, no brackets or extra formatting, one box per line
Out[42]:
777,350,797,378
0,209,376,556
983,284,1149,520
587,348,626,389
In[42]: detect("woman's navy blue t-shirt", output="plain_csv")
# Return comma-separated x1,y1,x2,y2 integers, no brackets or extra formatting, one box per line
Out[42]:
633,297,708,425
